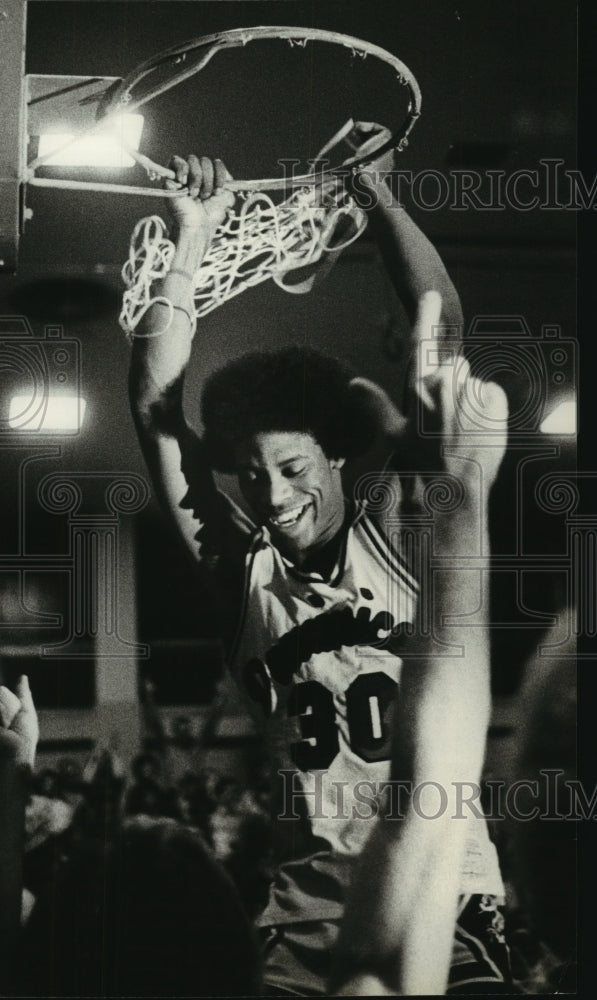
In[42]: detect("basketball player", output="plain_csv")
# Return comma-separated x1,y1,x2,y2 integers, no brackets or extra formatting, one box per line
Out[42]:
128,135,509,994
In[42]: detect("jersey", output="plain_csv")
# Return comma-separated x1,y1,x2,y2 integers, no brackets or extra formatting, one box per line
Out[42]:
229,500,504,926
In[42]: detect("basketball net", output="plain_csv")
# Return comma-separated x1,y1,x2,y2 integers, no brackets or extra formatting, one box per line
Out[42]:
119,162,368,339
23,26,420,327
109,26,421,339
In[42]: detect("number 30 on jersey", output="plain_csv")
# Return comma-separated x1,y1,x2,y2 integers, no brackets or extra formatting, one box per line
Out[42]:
288,672,397,771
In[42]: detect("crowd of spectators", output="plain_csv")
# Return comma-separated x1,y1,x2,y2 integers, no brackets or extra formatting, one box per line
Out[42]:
23,739,273,916
0,681,268,995
0,661,576,997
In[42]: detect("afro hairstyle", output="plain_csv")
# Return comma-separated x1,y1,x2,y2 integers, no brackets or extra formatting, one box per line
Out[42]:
200,347,376,472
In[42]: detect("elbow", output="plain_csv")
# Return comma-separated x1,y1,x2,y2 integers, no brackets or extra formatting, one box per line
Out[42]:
128,358,154,418
128,377,155,433
128,366,184,435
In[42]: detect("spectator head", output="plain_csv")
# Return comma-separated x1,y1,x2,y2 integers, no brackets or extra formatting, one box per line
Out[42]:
36,767,60,798
131,752,159,783
214,776,241,808
17,816,261,996
172,714,194,748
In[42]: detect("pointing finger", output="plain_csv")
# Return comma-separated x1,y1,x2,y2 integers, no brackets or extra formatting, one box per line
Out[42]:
411,290,444,396
16,675,35,715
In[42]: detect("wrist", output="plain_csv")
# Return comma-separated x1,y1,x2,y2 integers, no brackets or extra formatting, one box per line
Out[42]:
358,169,393,200
164,227,211,293
172,222,211,248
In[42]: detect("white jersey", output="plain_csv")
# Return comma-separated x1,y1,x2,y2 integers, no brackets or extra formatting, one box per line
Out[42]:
230,501,503,925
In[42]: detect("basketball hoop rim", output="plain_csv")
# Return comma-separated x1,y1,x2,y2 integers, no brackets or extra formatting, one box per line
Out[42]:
100,25,422,192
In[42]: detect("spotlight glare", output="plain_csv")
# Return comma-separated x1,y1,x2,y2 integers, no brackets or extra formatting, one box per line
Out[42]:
539,400,576,436
9,395,87,431
37,114,144,168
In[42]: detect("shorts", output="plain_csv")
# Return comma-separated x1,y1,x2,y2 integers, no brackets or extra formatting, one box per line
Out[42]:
261,894,511,996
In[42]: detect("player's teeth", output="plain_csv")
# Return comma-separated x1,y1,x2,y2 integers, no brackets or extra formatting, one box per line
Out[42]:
271,504,307,526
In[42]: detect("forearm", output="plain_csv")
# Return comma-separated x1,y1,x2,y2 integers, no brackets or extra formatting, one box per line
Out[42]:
392,509,491,984
128,152,233,421
366,177,463,329
396,505,491,784
334,813,466,996
333,507,492,996
129,223,210,425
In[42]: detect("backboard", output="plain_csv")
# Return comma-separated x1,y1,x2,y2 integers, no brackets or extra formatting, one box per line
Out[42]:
0,0,27,274
0,0,121,274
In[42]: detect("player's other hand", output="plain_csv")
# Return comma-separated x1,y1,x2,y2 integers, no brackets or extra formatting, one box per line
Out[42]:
398,290,508,504
165,155,235,235
343,121,395,178
0,676,39,769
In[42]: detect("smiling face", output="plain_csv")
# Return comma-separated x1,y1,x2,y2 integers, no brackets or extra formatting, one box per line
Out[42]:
235,431,346,564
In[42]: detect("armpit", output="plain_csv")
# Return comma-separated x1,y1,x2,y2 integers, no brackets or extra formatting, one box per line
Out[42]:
179,480,253,566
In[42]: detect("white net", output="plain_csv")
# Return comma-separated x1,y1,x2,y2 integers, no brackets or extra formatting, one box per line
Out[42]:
119,181,367,339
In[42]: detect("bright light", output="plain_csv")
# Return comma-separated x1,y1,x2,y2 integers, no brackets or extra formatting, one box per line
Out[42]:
9,395,87,431
540,400,577,435
37,114,144,168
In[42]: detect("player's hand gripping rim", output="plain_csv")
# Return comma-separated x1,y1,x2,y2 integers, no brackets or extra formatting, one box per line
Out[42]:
165,154,235,235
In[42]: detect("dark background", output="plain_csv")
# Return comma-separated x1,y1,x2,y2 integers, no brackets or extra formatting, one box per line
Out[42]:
0,0,579,702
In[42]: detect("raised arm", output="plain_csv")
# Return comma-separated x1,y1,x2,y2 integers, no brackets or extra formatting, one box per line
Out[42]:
346,122,463,329
343,125,463,452
331,293,508,996
128,156,246,567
